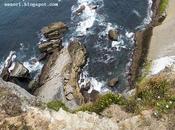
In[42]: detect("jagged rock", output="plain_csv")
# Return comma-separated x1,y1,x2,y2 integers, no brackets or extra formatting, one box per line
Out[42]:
108,78,119,87
41,22,68,40
9,62,29,78
76,5,85,15
38,39,63,54
1,61,30,81
36,49,71,103
108,29,119,41
36,40,87,109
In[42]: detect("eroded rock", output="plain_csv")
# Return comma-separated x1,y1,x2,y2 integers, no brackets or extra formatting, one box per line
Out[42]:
36,40,87,109
38,39,63,54
41,22,68,40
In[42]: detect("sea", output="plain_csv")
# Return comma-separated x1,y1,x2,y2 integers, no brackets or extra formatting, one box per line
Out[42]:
0,0,152,92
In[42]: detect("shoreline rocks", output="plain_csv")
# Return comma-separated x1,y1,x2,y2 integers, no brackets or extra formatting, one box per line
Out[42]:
36,38,87,109
41,22,68,40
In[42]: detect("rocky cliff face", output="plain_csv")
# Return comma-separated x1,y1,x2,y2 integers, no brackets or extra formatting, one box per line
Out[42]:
0,78,172,130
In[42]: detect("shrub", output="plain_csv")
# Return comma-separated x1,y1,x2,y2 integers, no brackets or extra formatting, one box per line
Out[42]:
47,100,68,111
76,93,126,114
159,0,169,14
133,75,175,114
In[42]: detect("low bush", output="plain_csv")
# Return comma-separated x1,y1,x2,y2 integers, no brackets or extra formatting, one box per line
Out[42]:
47,100,68,111
76,93,126,114
159,0,169,14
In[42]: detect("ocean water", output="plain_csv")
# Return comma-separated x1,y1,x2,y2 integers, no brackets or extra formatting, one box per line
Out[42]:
0,0,152,92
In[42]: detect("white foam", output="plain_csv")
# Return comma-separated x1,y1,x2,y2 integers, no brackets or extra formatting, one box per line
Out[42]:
4,51,16,68
151,56,175,75
111,39,126,51
0,62,3,74
23,57,43,73
136,0,153,29
79,65,110,93
75,3,96,36
125,31,134,39
132,9,141,18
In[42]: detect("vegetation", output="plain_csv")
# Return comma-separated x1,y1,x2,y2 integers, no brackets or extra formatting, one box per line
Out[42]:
47,74,175,117
47,100,68,111
76,93,126,114
159,0,169,14
126,75,175,115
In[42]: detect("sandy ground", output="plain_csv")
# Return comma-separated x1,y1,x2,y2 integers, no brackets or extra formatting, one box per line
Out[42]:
148,0,175,60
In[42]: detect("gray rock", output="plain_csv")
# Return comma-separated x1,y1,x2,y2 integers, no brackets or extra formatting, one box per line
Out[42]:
9,61,29,78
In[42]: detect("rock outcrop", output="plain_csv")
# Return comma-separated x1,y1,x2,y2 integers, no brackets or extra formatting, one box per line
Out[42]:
38,22,68,60
36,40,87,109
38,39,63,54
0,78,173,130
41,22,68,40
0,52,31,88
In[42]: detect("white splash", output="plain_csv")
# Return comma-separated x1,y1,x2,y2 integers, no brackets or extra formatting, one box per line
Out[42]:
151,56,175,75
136,0,153,29
75,3,96,36
23,57,43,73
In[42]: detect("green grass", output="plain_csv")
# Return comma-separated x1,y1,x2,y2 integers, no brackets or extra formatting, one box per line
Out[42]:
76,93,126,114
47,100,68,111
159,0,169,14
47,75,175,116
127,76,175,114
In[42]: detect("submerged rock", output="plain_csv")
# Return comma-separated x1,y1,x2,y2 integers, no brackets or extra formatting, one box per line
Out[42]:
108,29,119,41
76,5,86,15
108,78,119,87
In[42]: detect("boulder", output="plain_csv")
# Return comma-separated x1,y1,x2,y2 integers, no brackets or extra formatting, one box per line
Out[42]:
9,61,29,78
76,5,86,15
1,61,30,81
38,39,63,54
108,78,119,87
108,29,119,41
41,22,68,40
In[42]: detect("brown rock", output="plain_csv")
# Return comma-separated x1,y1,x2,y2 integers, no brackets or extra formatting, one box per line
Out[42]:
38,39,63,54
108,78,119,87
108,29,119,41
41,22,68,40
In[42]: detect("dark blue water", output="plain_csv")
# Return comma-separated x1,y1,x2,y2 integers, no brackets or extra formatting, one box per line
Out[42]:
0,0,150,91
